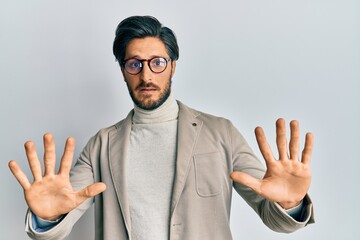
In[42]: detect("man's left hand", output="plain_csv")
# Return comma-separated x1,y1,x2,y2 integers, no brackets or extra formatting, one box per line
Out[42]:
231,118,314,209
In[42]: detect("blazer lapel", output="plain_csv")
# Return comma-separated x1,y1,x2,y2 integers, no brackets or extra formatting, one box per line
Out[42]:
108,110,133,234
171,102,203,214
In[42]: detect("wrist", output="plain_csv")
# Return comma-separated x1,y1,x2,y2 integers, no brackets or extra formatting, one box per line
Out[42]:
31,212,65,231
277,200,301,210
38,214,64,222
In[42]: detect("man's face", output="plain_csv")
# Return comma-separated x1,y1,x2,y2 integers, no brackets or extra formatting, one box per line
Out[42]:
122,37,176,110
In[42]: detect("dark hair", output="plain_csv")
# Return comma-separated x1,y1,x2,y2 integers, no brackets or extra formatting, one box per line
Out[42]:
113,16,179,63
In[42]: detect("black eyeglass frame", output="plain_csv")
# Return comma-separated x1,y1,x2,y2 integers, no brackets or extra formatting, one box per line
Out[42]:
121,57,172,75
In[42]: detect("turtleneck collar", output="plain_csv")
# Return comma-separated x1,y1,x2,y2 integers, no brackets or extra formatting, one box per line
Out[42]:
132,92,179,124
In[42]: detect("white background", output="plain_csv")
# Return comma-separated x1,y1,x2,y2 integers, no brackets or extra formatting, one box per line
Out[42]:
1,0,359,239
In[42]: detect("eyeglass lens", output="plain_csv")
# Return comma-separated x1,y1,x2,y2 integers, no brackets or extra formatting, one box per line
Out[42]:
124,57,169,75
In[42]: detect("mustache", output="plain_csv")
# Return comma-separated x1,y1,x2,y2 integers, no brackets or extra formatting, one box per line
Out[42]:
135,81,161,91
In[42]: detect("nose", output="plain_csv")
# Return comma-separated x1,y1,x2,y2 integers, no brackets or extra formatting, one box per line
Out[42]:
139,62,153,82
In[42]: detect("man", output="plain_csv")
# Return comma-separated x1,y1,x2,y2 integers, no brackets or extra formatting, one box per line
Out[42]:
8,16,314,240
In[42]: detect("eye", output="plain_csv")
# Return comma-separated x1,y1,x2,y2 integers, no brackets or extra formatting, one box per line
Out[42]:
126,59,142,69
151,58,166,67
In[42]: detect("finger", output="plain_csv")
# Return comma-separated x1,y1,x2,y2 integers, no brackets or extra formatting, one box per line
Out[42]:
43,133,56,176
76,182,106,204
8,160,31,190
255,126,275,164
58,137,75,176
25,141,43,181
276,118,288,160
301,132,314,165
230,172,261,193
289,120,300,160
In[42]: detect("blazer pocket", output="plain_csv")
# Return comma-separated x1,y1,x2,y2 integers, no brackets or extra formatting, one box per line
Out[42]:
193,152,222,197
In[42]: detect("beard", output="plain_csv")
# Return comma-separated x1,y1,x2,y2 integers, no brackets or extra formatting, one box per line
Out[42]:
125,78,172,111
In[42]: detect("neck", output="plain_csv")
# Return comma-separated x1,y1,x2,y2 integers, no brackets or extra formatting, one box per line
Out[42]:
132,92,179,124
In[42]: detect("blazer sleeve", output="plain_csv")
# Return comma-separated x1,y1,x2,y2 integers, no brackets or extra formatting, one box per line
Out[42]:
228,121,315,233
25,135,98,240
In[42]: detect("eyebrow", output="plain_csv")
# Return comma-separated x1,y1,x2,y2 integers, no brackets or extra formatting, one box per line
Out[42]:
124,55,168,60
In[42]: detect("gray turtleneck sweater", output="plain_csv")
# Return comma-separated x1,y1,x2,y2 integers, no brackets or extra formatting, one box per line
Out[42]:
126,93,179,240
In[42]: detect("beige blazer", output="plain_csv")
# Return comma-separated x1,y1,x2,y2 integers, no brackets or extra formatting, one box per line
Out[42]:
25,101,314,240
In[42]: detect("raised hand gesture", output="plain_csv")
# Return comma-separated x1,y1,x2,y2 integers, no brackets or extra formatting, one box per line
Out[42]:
231,119,314,209
8,133,106,221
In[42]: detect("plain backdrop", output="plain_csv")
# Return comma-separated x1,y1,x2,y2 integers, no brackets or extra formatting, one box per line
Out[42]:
1,0,359,239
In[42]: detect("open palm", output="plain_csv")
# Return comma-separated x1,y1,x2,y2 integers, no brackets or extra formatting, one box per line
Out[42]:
231,119,314,209
8,134,106,220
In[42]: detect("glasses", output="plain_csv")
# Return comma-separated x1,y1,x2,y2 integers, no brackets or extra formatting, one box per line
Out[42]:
122,57,172,75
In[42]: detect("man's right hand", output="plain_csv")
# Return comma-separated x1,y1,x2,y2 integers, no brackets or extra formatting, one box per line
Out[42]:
8,133,106,221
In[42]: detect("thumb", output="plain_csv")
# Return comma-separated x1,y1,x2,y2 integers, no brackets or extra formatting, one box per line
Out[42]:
76,182,107,203
230,172,261,193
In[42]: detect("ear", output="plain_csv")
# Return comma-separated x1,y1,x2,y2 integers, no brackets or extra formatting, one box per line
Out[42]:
120,67,127,82
170,61,176,78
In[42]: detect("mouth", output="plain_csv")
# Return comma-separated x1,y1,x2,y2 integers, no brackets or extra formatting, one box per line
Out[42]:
139,87,157,91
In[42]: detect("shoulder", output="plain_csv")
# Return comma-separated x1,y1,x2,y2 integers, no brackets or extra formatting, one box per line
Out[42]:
85,109,133,147
101,109,134,134
178,100,233,127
